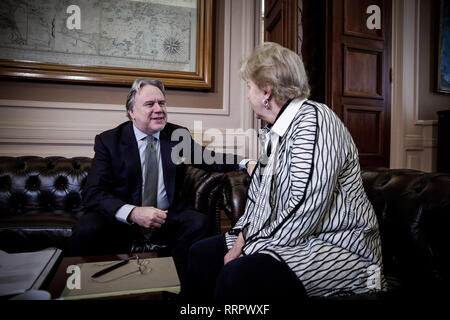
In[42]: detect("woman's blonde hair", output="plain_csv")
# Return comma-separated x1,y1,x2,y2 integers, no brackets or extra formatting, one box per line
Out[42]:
240,42,310,105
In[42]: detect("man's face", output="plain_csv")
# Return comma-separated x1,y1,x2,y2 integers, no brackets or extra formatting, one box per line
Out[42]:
129,84,168,135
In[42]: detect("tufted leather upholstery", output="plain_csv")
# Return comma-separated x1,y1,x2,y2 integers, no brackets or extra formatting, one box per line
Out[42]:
0,156,225,253
221,168,450,298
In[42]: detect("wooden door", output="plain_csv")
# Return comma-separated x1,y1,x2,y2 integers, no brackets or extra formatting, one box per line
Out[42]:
264,0,298,52
264,0,392,168
263,0,298,127
327,0,392,168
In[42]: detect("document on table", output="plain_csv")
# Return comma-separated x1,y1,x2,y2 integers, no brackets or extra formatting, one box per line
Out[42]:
60,256,180,300
0,248,62,297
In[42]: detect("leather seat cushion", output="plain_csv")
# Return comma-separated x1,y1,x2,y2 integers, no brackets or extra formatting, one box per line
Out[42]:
0,212,79,253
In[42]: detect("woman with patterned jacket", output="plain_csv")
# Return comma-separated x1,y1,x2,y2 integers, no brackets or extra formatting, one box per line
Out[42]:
183,42,385,301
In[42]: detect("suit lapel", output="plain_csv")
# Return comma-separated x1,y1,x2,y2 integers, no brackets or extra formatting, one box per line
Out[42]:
120,122,143,205
159,127,177,206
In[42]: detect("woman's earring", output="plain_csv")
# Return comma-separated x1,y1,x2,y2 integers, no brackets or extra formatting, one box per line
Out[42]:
263,99,270,109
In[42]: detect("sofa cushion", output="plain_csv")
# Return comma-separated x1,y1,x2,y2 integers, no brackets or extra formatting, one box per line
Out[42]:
0,211,81,253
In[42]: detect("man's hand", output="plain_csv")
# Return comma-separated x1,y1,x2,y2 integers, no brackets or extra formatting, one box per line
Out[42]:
224,232,245,265
129,207,168,229
246,160,257,176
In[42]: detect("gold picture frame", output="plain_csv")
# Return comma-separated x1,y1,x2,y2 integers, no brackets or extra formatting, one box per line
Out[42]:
0,0,213,90
437,0,450,93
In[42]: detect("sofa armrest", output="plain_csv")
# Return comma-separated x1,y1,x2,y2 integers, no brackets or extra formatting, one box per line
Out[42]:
182,166,225,234
221,170,251,225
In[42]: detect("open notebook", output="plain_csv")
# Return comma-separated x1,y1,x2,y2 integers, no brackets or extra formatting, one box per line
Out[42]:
60,256,180,300
0,248,62,297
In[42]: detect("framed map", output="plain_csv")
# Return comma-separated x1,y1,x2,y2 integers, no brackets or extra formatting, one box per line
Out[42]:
0,0,213,90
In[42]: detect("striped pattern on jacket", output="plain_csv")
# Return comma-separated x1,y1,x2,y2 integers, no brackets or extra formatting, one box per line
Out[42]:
225,99,385,297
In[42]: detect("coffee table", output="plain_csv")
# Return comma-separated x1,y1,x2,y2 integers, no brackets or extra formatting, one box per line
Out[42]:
45,252,167,300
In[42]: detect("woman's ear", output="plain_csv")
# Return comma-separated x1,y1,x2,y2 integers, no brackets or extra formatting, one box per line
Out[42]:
263,85,272,100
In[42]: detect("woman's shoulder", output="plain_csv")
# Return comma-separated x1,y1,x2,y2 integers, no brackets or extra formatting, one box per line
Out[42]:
289,99,346,136
293,99,325,117
290,99,319,122
299,99,329,113
298,99,342,123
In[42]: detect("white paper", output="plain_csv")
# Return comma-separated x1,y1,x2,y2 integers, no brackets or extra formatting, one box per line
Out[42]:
0,248,61,297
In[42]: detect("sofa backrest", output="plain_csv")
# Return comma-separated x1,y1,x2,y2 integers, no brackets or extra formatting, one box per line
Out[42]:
0,156,91,217
0,156,92,252
361,168,450,294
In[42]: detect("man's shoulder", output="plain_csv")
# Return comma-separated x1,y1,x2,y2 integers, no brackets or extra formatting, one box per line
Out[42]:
161,122,190,136
99,121,131,135
96,121,132,142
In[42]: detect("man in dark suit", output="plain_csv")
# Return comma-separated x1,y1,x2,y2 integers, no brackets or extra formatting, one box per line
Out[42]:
69,79,244,283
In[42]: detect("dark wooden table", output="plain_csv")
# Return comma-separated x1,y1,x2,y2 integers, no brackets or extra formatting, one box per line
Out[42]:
45,252,164,300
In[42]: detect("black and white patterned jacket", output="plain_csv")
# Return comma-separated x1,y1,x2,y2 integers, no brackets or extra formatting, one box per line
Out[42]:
225,99,385,297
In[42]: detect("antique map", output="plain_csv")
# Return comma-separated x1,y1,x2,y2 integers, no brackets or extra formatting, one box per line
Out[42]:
0,0,197,72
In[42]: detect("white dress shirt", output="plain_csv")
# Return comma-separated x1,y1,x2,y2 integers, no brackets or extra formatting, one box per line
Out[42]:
115,124,169,224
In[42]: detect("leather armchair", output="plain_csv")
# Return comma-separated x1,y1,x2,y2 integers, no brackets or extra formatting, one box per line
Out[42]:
220,168,450,298
0,156,225,253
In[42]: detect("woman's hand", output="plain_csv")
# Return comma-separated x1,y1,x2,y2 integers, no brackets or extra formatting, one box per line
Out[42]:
224,232,245,265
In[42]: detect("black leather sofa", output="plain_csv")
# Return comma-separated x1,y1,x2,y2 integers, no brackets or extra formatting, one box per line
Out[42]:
0,156,225,254
220,168,450,299
1,156,449,300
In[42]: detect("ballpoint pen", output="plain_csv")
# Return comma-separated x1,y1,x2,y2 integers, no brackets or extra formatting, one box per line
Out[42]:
91,258,130,278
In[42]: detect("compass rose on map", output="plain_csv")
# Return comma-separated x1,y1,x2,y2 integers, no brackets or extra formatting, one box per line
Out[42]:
161,33,185,62
163,36,182,55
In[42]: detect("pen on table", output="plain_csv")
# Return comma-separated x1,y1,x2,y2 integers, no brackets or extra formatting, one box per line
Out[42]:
91,258,130,278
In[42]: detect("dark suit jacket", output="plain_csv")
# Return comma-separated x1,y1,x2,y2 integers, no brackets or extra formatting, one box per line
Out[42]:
83,121,241,221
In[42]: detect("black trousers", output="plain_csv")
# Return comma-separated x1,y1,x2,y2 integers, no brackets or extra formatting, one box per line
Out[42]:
68,207,211,285
183,234,308,302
